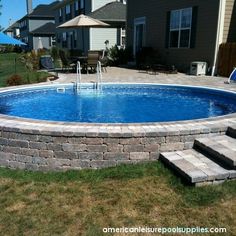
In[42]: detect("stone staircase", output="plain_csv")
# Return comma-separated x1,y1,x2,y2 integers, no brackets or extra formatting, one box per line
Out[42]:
160,126,236,186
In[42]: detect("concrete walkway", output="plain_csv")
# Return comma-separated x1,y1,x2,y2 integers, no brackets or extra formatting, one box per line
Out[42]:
52,67,236,92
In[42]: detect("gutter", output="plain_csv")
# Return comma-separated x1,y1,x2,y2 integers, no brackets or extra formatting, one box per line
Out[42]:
212,0,226,76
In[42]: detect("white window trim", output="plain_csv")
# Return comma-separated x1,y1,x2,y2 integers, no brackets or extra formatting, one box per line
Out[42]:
169,7,192,49
50,36,56,47
120,28,126,47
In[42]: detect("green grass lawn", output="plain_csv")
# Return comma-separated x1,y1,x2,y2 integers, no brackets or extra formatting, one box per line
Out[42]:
0,53,50,87
0,162,235,235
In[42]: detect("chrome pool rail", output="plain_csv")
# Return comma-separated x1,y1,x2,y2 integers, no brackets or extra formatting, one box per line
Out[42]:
76,60,82,91
96,61,102,90
75,60,102,91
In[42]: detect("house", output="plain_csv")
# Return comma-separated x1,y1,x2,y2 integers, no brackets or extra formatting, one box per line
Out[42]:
126,0,236,74
88,1,126,47
55,0,126,53
4,22,20,39
18,1,60,50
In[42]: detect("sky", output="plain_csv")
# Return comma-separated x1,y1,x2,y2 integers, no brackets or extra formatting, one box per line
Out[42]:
0,0,55,29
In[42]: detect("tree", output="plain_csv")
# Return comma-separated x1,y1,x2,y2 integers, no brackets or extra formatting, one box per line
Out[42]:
0,0,3,31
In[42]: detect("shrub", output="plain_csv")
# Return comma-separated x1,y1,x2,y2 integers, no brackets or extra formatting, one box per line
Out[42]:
50,47,59,61
13,45,23,53
108,45,133,66
4,45,15,53
6,74,23,86
20,50,48,71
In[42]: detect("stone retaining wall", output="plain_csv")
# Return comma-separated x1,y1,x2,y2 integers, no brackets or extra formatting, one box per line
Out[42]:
0,84,236,171
0,126,227,171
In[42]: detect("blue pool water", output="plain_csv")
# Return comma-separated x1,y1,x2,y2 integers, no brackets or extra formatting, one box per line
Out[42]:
0,84,236,123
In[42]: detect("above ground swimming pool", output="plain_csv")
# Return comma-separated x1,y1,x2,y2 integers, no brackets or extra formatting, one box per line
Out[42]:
0,84,236,123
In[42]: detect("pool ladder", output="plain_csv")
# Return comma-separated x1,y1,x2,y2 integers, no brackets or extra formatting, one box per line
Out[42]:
75,61,102,91
96,61,102,90
75,61,82,91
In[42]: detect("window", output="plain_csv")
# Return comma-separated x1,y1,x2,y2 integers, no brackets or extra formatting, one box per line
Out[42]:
59,8,63,22
133,17,146,55
20,20,27,30
121,28,126,47
65,4,72,20
169,8,192,48
74,1,79,16
75,1,79,11
65,4,71,14
79,0,85,14
23,37,28,43
80,0,84,9
62,32,67,48
57,34,61,43
73,31,77,48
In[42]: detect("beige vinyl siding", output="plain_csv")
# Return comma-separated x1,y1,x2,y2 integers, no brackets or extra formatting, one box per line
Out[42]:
223,0,236,42
90,0,123,50
90,28,117,50
127,0,221,72
33,36,51,50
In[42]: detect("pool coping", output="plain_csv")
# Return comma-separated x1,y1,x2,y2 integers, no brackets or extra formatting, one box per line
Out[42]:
0,82,236,138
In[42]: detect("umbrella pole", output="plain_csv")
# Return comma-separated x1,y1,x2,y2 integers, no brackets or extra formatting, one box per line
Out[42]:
82,28,85,54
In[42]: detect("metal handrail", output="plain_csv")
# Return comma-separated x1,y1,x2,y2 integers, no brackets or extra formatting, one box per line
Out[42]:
76,61,82,90
96,61,102,90
76,60,102,91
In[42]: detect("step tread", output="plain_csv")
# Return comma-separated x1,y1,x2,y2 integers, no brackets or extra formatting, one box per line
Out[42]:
161,149,236,184
208,135,236,151
195,135,236,167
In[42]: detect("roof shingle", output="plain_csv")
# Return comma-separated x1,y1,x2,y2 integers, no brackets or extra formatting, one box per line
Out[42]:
89,2,126,23
27,1,60,18
31,22,56,35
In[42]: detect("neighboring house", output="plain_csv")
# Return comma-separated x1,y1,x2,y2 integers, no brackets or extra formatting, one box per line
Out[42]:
4,22,20,38
55,0,126,53
88,1,126,47
18,1,60,50
126,0,236,74
30,22,56,50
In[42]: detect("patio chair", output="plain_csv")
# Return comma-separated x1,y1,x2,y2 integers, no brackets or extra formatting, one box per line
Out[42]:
59,50,76,72
85,50,100,73
225,68,236,84
40,55,54,71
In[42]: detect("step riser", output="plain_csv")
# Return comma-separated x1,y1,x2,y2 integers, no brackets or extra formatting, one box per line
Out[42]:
160,149,236,185
227,127,236,139
160,153,207,184
161,131,236,186
194,140,235,169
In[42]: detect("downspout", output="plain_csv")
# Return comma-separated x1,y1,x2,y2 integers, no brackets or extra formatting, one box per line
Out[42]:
212,0,226,76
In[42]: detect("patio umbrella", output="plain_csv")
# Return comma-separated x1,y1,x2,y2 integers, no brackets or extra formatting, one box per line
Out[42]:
58,14,109,51
0,33,26,74
0,32,26,45
37,37,43,50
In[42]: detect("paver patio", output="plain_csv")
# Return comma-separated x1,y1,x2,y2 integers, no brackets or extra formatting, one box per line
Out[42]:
53,66,236,92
